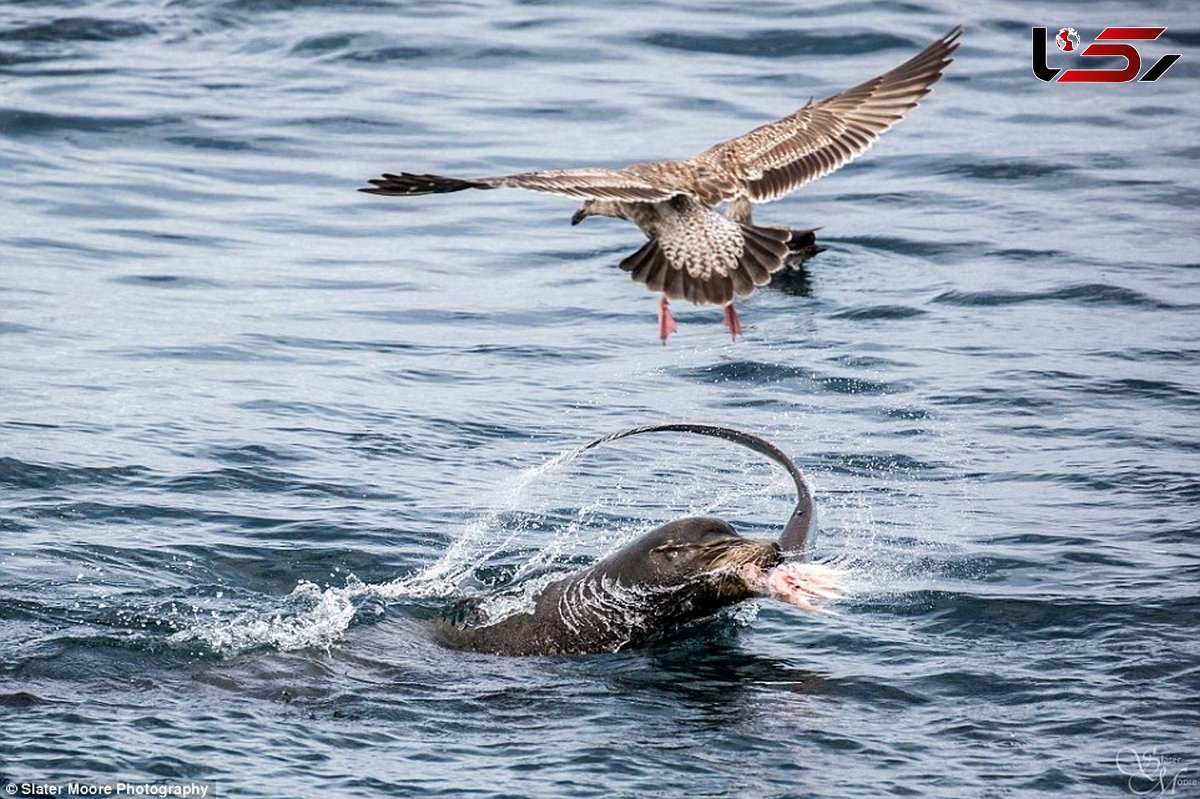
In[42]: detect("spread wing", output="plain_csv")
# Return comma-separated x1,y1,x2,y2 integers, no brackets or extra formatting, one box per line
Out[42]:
692,26,962,203
359,166,682,202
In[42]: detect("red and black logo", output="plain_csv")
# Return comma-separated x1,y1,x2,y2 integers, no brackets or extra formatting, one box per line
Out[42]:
1033,27,1181,83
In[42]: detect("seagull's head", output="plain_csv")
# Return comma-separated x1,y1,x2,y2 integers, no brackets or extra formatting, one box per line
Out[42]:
570,200,623,225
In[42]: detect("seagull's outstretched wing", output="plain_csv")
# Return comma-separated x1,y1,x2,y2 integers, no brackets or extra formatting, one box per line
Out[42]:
693,26,962,203
359,166,682,202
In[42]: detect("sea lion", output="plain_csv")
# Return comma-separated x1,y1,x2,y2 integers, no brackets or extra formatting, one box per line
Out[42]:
438,424,841,656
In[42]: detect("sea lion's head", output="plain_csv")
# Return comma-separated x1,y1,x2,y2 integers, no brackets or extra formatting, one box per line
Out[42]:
604,516,783,607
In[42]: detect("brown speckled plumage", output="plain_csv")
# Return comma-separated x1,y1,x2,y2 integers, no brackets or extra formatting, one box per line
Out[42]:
362,27,961,335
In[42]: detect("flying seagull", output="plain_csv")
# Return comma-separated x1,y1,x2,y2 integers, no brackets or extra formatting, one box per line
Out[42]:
362,26,961,341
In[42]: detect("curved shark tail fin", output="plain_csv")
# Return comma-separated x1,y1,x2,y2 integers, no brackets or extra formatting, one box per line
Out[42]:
572,423,817,560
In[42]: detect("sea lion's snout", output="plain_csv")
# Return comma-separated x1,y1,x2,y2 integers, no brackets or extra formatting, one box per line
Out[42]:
766,539,783,563
708,537,782,578
745,539,783,570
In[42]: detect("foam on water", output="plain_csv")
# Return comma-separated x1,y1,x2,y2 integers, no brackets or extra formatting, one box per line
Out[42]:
168,579,360,655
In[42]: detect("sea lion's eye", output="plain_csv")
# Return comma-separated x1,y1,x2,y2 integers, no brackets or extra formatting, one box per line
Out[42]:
652,543,689,559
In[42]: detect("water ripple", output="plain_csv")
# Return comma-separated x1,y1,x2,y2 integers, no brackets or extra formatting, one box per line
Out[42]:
675,361,904,396
644,30,915,58
0,458,146,490
0,17,155,43
830,304,927,321
933,283,1179,310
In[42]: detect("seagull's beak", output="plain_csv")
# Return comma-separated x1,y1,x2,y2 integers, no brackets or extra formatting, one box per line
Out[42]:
570,208,587,226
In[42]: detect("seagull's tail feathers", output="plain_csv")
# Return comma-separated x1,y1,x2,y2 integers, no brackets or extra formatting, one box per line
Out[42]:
784,227,825,266
735,223,792,294
619,223,792,306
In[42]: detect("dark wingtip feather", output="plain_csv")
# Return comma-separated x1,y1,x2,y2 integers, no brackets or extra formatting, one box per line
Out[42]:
357,171,492,196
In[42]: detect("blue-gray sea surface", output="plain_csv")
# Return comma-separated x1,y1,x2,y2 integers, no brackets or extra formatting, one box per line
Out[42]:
2,1,1198,797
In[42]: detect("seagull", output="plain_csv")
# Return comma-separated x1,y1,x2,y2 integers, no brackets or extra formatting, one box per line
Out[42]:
362,26,961,342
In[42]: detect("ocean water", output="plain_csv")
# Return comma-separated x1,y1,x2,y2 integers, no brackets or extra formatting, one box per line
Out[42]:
2,0,1198,796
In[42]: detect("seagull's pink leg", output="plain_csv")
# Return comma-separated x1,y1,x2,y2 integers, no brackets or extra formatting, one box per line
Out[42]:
658,295,678,343
723,303,743,340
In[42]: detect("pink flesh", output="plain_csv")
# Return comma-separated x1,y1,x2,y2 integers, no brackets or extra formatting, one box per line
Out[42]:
741,562,844,613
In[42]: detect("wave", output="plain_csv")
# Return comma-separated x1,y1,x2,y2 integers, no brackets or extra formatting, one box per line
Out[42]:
932,283,1180,310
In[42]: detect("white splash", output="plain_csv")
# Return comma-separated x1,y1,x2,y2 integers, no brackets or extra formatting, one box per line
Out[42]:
372,445,593,602
168,580,358,656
